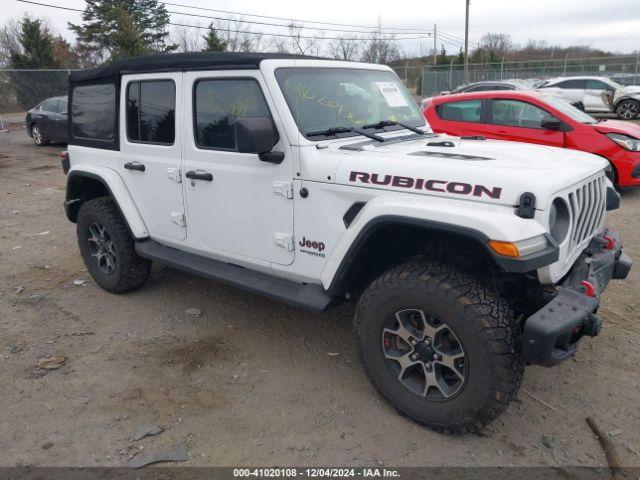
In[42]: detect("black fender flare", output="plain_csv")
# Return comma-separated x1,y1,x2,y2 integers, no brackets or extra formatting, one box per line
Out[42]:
327,215,558,296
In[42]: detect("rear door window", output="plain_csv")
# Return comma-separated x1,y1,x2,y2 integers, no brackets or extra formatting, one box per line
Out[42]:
126,80,176,145
71,84,116,141
436,100,482,123
554,79,587,89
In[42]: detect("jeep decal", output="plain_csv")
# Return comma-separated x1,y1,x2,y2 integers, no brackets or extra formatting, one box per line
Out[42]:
298,236,326,258
348,171,502,199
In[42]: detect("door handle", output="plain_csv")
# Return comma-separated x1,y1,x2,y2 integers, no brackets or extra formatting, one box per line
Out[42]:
124,161,145,172
185,170,213,181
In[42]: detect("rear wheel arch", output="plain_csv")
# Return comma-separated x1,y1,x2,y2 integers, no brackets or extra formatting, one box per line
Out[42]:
65,171,146,239
66,172,110,222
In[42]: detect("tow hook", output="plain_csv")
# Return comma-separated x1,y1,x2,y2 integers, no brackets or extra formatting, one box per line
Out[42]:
580,280,596,297
602,234,615,250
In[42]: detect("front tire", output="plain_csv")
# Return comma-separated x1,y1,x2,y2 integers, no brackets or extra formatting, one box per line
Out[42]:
31,124,49,146
77,197,151,293
354,259,524,433
616,99,639,120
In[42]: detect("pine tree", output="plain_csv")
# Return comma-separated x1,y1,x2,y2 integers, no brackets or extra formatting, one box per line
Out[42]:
69,0,177,61
202,23,226,52
10,16,56,69
436,44,448,65
9,16,68,108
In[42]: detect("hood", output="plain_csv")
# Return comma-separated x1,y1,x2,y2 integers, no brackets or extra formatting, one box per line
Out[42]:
621,85,640,95
329,133,608,210
593,119,640,138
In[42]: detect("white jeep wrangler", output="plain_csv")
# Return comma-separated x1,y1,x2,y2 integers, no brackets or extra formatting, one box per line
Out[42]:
62,53,631,433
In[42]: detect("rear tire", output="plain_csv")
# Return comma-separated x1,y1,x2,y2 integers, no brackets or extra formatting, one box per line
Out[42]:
77,197,151,293
354,258,524,433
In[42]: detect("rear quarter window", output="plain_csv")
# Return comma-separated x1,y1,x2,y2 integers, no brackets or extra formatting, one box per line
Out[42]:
71,84,116,141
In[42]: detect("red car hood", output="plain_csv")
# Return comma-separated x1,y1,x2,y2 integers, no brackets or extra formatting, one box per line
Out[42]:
593,120,640,138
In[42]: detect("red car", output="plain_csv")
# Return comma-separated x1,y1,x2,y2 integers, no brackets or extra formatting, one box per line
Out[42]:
422,91,640,187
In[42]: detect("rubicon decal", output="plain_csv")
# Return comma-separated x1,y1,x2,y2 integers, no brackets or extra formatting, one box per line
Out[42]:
298,236,326,258
349,171,502,199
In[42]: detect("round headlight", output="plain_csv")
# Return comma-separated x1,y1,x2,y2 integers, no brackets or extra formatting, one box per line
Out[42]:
549,198,570,243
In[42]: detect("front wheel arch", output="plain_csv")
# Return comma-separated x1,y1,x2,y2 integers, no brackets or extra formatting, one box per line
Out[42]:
327,216,557,298
614,98,639,119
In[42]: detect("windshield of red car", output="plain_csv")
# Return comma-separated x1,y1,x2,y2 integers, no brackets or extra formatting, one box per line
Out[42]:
541,95,599,124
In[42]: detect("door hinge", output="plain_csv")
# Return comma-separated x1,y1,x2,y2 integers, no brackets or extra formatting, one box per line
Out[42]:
273,181,293,199
171,212,186,228
167,167,182,183
274,233,294,252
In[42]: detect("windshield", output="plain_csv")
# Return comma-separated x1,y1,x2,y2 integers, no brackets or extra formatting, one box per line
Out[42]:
541,94,599,124
275,68,425,139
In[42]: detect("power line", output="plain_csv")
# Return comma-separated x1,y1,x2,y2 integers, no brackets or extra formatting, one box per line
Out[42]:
16,0,433,41
163,1,436,34
167,8,431,36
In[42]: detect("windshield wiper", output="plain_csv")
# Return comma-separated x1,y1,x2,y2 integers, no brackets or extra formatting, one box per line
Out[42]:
362,120,426,135
306,126,384,142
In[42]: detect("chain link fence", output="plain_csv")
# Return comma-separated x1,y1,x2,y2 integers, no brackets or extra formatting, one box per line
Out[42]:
417,54,640,97
0,69,73,115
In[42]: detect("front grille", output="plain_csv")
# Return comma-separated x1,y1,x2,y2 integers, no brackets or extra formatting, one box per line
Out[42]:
567,175,606,251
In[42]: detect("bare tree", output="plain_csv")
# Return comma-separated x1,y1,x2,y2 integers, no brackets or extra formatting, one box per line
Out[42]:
0,18,22,67
214,17,263,53
475,32,514,62
171,22,203,53
327,35,360,61
361,31,401,64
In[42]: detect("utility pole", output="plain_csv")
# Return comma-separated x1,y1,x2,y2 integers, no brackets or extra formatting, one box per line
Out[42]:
433,24,437,65
464,0,470,84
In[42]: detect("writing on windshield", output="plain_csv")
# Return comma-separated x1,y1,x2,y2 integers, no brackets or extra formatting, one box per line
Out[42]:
276,67,424,139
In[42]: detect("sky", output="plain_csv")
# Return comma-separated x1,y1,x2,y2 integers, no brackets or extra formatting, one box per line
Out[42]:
4,0,640,55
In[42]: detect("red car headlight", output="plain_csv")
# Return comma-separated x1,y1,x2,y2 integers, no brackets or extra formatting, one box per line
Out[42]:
607,133,640,151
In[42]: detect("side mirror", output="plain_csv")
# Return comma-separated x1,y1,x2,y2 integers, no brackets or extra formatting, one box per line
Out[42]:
541,119,562,131
235,116,279,153
235,117,283,164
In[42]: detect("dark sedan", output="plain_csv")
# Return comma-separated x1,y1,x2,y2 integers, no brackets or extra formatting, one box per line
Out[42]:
26,96,69,146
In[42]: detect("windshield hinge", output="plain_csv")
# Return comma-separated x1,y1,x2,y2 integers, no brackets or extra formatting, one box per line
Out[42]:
273,181,294,199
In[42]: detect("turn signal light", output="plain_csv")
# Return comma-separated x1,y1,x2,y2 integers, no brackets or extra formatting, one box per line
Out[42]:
488,240,520,257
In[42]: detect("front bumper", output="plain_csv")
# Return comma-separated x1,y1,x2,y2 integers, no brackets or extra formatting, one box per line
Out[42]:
522,228,632,367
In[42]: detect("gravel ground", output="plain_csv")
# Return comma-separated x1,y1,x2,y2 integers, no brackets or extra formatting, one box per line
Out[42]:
1,123,639,468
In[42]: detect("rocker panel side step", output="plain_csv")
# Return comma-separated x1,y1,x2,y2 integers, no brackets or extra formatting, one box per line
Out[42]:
135,240,336,312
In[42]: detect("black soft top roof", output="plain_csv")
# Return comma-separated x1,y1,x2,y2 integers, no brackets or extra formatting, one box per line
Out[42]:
69,52,324,83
